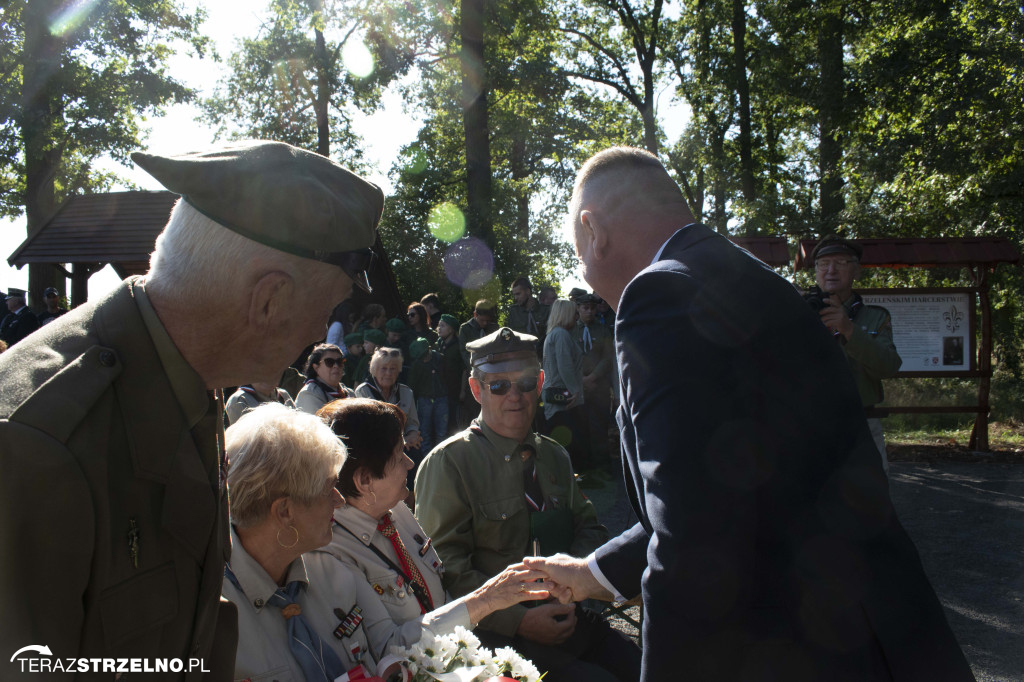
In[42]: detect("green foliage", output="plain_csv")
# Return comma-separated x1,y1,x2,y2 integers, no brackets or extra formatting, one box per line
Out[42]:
0,0,207,219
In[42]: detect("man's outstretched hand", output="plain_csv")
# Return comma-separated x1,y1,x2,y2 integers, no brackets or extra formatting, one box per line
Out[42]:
520,554,615,603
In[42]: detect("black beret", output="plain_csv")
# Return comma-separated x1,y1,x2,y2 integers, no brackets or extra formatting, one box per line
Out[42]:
467,327,539,373
132,140,384,291
812,235,863,261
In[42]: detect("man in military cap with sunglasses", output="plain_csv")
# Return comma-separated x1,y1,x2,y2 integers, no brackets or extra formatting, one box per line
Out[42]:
415,327,640,682
0,140,383,680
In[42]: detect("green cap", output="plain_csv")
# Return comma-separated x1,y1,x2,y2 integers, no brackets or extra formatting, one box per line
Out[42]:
567,287,587,301
385,317,407,333
575,292,599,304
363,329,386,345
131,140,384,292
812,235,863,262
344,332,364,347
467,327,539,373
439,313,459,328
409,337,430,361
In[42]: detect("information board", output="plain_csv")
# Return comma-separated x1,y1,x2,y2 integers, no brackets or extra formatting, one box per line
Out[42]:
860,289,975,374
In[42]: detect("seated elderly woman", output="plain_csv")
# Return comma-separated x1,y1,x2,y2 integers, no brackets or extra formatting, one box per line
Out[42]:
223,403,553,682
355,346,422,451
296,343,354,414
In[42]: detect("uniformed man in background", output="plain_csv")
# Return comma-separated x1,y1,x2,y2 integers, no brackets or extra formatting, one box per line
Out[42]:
0,140,383,681
571,293,614,469
0,288,40,346
415,327,640,682
813,235,903,472
506,276,550,339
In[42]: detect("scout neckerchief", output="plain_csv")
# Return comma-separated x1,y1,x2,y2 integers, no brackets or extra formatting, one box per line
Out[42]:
306,377,345,401
239,385,288,404
333,518,434,615
581,325,593,354
223,562,346,682
358,375,400,405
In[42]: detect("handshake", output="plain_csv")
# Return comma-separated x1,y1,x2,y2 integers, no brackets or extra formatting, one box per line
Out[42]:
509,554,617,605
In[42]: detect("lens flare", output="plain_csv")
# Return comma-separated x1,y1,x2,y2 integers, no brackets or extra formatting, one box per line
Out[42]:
406,149,427,174
428,203,466,243
49,0,101,37
444,237,494,290
342,40,374,78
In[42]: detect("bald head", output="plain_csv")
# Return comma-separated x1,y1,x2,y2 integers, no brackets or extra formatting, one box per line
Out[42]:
569,147,694,309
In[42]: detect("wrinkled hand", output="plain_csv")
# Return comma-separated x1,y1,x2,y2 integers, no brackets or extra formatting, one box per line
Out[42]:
461,566,554,625
818,298,853,339
404,431,423,450
522,554,614,603
516,602,578,644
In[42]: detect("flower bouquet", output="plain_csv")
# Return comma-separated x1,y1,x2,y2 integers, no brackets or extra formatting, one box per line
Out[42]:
391,626,543,682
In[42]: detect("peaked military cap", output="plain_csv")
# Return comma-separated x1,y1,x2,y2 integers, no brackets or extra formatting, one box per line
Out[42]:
574,292,600,304
467,327,539,373
131,140,384,292
567,287,587,301
812,235,863,262
4,288,26,301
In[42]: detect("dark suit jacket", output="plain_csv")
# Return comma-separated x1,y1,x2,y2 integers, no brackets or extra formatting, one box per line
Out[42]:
595,224,973,681
0,278,236,680
0,305,40,346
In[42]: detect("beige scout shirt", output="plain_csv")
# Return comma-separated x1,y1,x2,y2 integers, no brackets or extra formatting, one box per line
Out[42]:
225,386,296,425
224,528,470,681
323,503,448,625
295,379,356,415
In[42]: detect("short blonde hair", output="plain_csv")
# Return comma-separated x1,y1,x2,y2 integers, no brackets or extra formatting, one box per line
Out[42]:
546,299,578,331
369,346,403,376
226,403,346,528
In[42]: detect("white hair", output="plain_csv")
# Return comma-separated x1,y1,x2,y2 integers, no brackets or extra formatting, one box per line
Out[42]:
226,403,345,528
147,199,338,302
369,346,404,376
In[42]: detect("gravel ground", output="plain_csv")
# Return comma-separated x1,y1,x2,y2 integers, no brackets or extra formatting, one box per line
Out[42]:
584,455,1024,680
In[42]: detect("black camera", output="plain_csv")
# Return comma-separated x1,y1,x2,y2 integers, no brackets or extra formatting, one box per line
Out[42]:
803,286,832,312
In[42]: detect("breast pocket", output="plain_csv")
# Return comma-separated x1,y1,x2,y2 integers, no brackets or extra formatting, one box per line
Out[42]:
99,562,178,649
365,568,413,610
476,496,527,552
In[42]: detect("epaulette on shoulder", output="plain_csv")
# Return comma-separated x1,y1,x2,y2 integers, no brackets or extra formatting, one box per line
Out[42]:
8,345,122,444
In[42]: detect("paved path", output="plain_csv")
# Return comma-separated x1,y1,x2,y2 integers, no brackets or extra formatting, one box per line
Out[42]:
584,460,1024,680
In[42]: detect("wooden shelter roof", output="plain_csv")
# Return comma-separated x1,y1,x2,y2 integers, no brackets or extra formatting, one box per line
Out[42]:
794,237,1020,270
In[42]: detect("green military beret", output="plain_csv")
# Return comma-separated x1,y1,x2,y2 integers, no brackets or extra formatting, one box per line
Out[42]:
385,317,407,333
409,337,430,361
363,329,386,345
131,140,384,292
439,313,459,328
344,332,364,346
812,235,863,262
467,327,539,373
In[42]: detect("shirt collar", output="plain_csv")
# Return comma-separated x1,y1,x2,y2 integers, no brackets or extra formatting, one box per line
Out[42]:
475,419,539,460
333,504,379,546
132,278,210,428
650,224,699,265
228,526,309,609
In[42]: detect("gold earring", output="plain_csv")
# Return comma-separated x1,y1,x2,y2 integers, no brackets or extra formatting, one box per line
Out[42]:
370,491,378,505
277,526,299,549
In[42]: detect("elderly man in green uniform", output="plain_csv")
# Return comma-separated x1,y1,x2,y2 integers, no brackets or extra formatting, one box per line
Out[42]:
415,327,640,682
506,276,550,339
571,293,615,469
0,140,382,680
813,235,903,473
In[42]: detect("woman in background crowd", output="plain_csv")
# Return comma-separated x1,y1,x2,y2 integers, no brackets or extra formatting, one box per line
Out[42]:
296,343,353,415
541,299,590,472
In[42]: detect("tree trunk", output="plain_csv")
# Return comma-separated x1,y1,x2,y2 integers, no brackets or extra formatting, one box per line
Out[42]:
461,0,493,246
510,126,529,241
314,27,330,157
22,0,64,307
731,0,755,206
817,0,845,233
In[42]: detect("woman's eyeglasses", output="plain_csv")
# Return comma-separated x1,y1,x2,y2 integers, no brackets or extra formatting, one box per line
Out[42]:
407,311,418,318
485,375,539,395
375,349,402,357
319,357,344,368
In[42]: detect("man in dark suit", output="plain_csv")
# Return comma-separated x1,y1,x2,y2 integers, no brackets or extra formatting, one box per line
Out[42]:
1,288,40,346
526,147,974,681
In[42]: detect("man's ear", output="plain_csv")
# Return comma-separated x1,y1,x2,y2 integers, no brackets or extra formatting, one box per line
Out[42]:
579,210,610,261
468,376,483,404
249,271,294,329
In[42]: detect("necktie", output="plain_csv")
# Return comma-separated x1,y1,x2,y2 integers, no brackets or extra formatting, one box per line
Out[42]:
377,514,434,614
268,581,347,682
520,445,545,512
582,326,593,353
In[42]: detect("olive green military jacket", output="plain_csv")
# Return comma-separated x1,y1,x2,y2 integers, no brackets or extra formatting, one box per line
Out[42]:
0,278,236,681
505,300,550,338
413,420,608,637
841,295,903,406
456,318,499,367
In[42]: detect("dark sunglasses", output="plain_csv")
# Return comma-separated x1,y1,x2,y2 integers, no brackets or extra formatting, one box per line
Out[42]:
319,357,344,368
407,311,418,317
486,375,539,396
375,349,402,357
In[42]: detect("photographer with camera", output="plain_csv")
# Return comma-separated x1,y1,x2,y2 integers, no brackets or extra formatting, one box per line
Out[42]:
810,235,903,473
